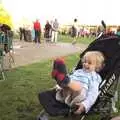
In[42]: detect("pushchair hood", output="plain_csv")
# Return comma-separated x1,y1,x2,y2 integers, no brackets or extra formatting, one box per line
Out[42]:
76,34,120,79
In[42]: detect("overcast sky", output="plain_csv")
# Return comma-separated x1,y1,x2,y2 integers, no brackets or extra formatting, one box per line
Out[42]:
2,0,120,25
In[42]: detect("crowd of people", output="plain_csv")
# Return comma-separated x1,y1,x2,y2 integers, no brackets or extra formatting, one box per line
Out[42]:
19,19,59,44
18,18,120,46
63,20,120,40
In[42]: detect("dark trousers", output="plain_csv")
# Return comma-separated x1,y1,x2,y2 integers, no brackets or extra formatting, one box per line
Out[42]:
35,30,41,43
20,32,23,40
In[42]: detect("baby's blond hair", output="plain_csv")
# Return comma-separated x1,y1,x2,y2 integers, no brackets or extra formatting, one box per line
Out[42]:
82,51,105,72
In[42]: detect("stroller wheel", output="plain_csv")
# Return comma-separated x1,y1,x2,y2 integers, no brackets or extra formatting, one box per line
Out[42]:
36,114,49,120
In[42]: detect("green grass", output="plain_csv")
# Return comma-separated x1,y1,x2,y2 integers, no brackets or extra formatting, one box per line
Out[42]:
0,54,120,120
0,53,80,120
13,33,94,45
58,34,95,44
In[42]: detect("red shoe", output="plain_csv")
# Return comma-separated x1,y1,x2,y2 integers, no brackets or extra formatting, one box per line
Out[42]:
51,58,67,79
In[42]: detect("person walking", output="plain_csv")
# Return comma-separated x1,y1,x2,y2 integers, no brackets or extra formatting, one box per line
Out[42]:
33,19,41,43
72,18,79,45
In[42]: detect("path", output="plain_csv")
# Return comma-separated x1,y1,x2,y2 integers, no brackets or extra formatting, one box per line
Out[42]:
9,41,87,67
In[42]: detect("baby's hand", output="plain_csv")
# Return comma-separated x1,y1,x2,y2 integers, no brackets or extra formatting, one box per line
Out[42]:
74,103,85,114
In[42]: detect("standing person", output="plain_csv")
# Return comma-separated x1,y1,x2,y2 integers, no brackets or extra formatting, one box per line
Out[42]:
19,27,23,41
44,20,52,42
71,25,77,38
31,27,35,42
51,51,105,114
22,27,27,41
51,19,59,43
33,19,41,43
72,18,79,44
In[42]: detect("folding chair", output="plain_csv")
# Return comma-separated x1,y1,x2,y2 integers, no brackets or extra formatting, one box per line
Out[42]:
4,30,15,69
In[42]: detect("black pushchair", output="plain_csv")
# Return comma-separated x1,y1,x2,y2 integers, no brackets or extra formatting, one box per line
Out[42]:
38,34,120,120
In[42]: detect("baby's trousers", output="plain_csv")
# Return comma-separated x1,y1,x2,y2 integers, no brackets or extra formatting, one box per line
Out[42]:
56,87,87,106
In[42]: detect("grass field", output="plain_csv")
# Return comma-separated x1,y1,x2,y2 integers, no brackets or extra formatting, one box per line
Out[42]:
13,33,95,45
58,34,95,44
0,53,81,120
0,53,120,120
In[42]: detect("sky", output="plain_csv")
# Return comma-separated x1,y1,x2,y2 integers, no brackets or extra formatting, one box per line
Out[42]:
2,0,120,27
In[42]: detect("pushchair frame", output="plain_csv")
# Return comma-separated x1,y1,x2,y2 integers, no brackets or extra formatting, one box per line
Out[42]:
38,34,120,120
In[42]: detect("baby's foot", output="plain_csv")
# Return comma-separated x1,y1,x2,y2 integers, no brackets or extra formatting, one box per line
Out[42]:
51,58,70,87
51,58,67,80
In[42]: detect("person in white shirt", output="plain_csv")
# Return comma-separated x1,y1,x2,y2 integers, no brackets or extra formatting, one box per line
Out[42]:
51,19,59,43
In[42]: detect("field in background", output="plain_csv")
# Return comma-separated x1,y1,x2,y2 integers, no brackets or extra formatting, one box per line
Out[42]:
13,32,95,45
57,34,95,44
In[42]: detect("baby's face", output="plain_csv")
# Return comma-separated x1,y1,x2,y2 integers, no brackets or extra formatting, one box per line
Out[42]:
82,56,97,72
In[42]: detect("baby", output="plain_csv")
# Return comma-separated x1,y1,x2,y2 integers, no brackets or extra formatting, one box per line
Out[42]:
52,51,105,112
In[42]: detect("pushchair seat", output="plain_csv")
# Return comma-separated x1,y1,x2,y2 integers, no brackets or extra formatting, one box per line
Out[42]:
38,89,70,116
38,89,113,116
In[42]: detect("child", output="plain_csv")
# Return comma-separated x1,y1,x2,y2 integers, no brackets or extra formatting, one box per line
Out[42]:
51,51,105,113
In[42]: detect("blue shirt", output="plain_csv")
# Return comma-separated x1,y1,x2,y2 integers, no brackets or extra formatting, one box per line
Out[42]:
69,69,102,112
